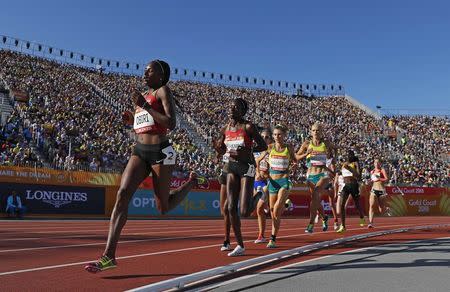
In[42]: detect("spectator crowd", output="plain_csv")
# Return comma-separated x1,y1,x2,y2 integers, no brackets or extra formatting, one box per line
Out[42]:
0,50,448,186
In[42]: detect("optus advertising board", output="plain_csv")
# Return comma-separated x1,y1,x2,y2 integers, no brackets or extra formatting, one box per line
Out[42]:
128,189,220,216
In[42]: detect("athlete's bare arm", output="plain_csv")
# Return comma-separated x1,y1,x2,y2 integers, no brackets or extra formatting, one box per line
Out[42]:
334,175,339,197
255,149,269,165
380,168,389,182
289,144,298,163
295,140,311,161
131,86,176,130
213,125,228,156
246,123,267,153
354,162,361,180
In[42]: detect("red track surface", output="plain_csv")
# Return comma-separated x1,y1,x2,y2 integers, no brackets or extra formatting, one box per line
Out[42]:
0,217,448,291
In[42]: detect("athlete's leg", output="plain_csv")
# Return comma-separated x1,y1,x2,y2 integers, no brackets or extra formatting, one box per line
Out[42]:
345,195,352,209
378,194,387,214
339,187,350,229
239,176,256,217
353,195,365,221
227,173,244,247
103,156,150,259
151,164,196,214
220,184,231,243
270,188,289,239
255,187,267,240
336,194,343,219
308,177,330,225
368,192,376,225
328,191,339,228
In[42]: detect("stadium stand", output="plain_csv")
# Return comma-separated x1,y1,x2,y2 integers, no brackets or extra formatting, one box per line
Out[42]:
0,50,448,185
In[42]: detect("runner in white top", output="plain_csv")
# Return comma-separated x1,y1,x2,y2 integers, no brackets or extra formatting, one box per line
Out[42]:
253,129,273,244
368,158,389,228
333,169,345,229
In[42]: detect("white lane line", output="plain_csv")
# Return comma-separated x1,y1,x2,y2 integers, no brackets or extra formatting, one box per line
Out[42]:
0,217,421,239
0,227,227,242
0,220,437,253
0,222,435,276
0,217,427,231
0,221,262,242
0,222,219,232
0,219,219,225
0,224,221,236
0,225,306,253
0,219,280,243
0,222,262,240
0,219,219,223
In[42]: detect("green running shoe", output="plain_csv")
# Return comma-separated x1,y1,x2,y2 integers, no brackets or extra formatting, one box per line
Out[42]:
322,215,329,231
359,217,365,227
84,255,117,273
267,239,277,248
305,224,314,233
336,225,346,233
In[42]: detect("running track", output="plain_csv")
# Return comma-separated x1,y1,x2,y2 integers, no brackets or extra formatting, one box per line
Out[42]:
0,217,448,291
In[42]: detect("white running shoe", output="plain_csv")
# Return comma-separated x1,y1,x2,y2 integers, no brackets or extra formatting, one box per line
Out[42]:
314,214,319,224
284,198,293,210
227,245,245,257
220,242,231,251
384,207,392,217
334,222,339,230
254,236,267,244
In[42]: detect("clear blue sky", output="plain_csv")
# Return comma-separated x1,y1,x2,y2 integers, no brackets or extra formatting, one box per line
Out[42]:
1,0,449,113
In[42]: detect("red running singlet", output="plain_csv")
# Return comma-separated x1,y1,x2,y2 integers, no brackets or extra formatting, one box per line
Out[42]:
133,93,167,135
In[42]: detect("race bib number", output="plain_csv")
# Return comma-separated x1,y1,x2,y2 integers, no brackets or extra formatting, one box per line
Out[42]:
310,154,327,166
245,164,256,177
269,155,289,171
259,159,269,172
222,153,230,163
225,139,245,151
161,145,176,165
133,109,155,131
342,168,353,177
223,139,244,163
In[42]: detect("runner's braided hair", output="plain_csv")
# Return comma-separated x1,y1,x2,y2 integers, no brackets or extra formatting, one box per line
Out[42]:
236,98,248,115
153,59,171,86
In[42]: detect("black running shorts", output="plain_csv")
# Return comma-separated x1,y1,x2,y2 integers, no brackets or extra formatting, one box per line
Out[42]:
218,166,228,185
132,140,176,169
371,189,386,197
341,182,360,199
224,161,256,178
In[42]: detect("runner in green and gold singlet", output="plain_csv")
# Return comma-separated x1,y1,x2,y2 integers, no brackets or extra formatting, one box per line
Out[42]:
296,122,336,233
